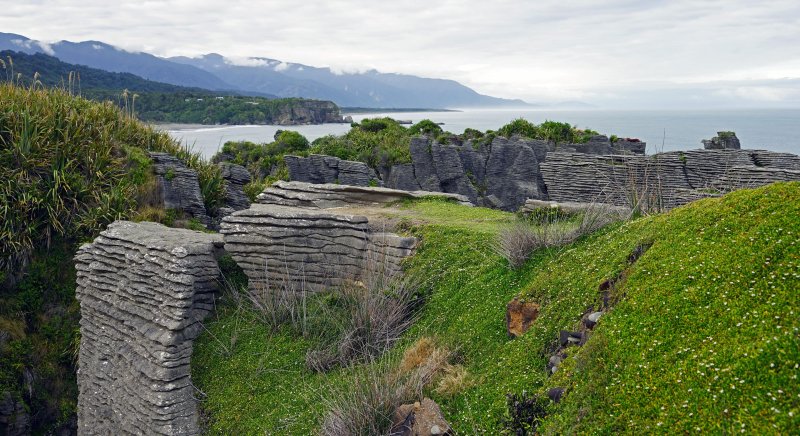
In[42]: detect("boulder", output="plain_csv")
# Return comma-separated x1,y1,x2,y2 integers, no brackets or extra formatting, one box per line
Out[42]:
74,221,223,435
506,297,541,338
391,398,453,436
149,152,209,224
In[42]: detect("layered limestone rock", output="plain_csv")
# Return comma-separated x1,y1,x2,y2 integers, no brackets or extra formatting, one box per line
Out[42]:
218,162,251,212
221,204,417,292
74,221,223,436
150,152,209,224
540,149,800,209
283,135,647,211
256,181,472,208
285,154,380,186
702,131,741,150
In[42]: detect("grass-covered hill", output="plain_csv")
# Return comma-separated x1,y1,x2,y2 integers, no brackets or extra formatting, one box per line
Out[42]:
193,182,799,434
0,81,223,433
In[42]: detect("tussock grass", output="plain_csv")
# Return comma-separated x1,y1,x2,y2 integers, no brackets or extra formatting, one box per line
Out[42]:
0,81,224,275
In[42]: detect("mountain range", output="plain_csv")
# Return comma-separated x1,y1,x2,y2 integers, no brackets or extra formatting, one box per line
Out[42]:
0,32,529,108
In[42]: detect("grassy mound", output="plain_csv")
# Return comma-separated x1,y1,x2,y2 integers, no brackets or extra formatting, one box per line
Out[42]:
192,182,799,434
0,82,223,433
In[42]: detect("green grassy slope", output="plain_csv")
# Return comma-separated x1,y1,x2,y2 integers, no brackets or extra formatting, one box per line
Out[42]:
193,182,799,434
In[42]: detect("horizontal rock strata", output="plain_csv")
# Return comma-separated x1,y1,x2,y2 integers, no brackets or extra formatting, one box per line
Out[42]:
221,204,417,292
256,180,472,208
540,149,800,209
285,154,380,187
75,221,223,436
218,162,251,212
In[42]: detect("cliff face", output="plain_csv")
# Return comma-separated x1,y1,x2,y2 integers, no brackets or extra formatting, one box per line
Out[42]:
271,100,345,125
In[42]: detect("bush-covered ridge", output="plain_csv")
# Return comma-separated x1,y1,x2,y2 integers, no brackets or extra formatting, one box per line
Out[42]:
192,182,799,434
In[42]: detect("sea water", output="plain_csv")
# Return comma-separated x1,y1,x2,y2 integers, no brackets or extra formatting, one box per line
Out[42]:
163,108,800,159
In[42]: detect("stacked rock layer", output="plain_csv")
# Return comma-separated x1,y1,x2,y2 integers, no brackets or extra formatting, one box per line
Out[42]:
221,204,416,292
74,221,223,436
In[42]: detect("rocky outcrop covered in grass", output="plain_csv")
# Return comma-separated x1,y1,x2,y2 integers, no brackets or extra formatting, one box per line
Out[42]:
74,221,222,435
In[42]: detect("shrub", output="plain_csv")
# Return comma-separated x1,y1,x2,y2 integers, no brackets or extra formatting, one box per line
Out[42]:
408,119,443,137
498,118,538,138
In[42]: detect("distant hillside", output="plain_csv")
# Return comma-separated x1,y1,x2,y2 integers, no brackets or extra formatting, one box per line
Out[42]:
170,53,530,108
0,50,343,125
0,32,236,91
0,49,216,94
0,33,531,109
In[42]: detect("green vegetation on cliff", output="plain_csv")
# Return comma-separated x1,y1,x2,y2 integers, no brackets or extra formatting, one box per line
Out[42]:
0,81,223,433
1,50,343,125
193,183,799,434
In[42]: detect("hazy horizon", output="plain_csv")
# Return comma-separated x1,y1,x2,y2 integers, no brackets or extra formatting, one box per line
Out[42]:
2,0,799,109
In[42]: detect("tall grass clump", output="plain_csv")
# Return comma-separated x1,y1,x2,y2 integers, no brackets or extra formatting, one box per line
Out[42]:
0,81,224,275
495,203,629,268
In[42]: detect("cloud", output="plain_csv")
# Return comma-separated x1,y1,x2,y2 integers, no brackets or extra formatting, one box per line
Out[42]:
224,56,269,67
0,0,797,107
273,62,289,72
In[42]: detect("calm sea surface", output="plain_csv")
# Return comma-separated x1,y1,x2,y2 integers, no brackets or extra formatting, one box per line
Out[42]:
162,109,800,159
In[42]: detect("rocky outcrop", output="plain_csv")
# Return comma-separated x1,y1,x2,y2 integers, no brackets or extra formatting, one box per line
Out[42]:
285,154,380,187
74,221,223,436
540,149,800,209
256,181,472,209
221,204,416,292
218,162,251,212
702,131,741,150
558,135,646,155
150,152,209,224
271,100,346,125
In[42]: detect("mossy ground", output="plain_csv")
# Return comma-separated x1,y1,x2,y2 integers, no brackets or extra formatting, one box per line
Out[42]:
192,182,800,434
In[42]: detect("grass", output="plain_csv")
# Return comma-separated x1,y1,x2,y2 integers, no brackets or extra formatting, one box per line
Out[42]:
193,182,799,434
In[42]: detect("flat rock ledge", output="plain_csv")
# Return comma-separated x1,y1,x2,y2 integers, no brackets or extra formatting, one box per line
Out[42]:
256,180,473,209
221,204,417,293
74,221,223,436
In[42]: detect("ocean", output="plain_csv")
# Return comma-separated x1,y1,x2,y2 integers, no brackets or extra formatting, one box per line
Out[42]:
162,108,800,159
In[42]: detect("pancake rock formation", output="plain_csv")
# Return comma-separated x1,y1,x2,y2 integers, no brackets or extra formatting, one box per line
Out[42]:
74,221,223,435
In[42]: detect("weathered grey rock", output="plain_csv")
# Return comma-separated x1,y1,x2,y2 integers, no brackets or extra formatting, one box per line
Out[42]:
541,149,800,210
520,199,631,218
218,162,251,211
410,137,442,192
285,154,379,187
221,204,417,292
150,153,209,224
74,221,223,436
386,163,421,191
256,181,472,209
0,391,29,436
484,138,545,210
703,131,741,150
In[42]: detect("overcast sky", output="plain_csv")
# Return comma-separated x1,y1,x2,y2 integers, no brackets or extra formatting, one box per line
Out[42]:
2,0,799,107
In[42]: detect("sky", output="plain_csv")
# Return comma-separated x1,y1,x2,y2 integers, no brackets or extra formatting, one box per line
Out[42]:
2,0,800,107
